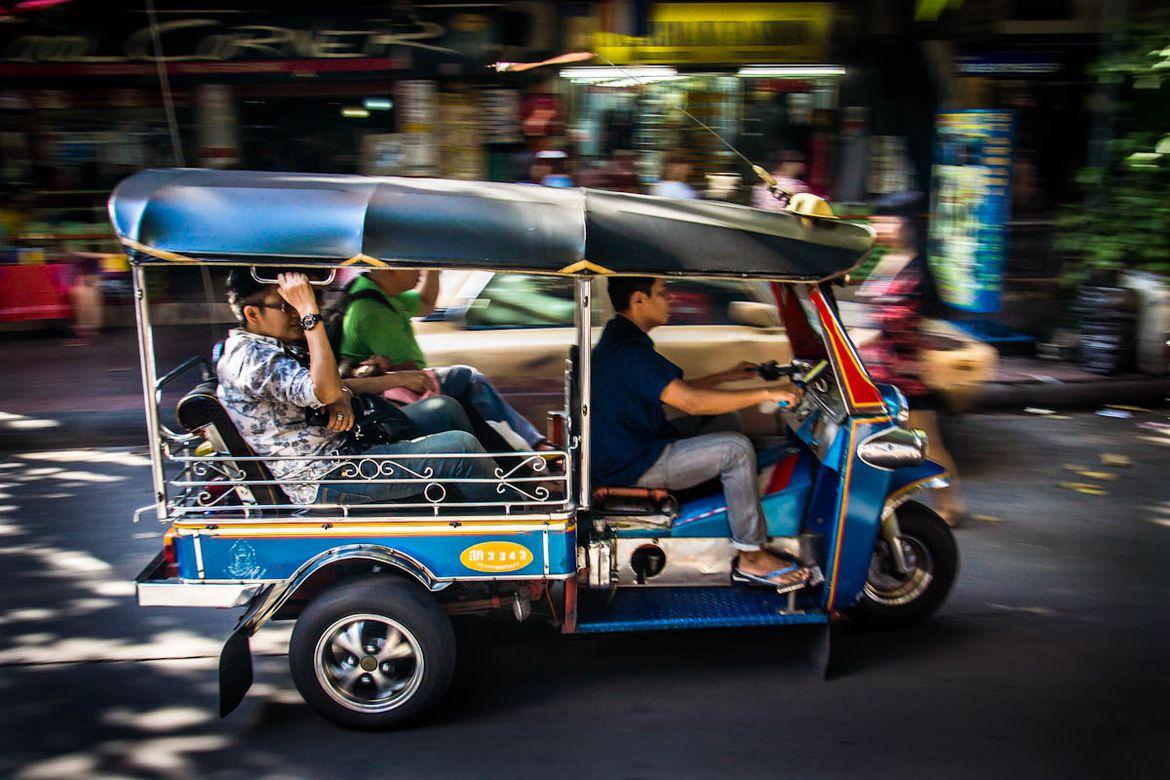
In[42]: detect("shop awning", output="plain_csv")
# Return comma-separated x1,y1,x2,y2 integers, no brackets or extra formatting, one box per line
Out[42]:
109,168,874,281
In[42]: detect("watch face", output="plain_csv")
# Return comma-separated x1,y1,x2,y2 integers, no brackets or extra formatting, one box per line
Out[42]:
301,313,321,330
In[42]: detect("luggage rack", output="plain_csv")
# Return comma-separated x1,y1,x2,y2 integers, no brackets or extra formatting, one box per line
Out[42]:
162,446,573,521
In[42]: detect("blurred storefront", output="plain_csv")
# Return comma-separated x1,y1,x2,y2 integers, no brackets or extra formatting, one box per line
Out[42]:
558,1,848,200
0,1,559,321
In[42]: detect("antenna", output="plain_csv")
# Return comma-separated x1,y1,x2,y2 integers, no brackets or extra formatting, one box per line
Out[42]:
591,52,791,203
490,51,792,203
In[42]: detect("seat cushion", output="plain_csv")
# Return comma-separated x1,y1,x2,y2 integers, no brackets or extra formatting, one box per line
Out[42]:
592,486,679,517
176,380,290,507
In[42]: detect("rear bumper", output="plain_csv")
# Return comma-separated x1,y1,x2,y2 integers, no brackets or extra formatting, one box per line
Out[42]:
135,551,266,608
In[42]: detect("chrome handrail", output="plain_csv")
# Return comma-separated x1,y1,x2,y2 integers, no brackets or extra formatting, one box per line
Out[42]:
162,447,573,520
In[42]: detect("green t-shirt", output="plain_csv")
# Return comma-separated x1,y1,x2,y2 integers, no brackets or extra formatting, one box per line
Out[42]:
339,275,427,368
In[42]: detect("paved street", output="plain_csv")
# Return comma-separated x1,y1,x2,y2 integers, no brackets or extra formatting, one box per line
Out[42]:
0,409,1168,778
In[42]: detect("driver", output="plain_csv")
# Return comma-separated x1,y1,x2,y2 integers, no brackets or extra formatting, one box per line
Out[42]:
591,277,814,591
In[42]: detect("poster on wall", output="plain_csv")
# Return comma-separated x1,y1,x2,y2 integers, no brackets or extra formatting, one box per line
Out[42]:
927,110,1014,314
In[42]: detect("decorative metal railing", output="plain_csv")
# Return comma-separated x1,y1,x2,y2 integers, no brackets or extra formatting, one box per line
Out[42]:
161,444,573,521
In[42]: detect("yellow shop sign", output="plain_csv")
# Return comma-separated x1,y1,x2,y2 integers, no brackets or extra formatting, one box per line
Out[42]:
594,2,832,65
460,542,534,573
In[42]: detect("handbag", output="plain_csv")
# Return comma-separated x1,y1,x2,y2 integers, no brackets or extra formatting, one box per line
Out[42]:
348,393,420,448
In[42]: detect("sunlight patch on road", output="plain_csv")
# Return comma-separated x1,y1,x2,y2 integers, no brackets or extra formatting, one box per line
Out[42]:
21,449,152,468
0,411,60,430
102,705,212,733
15,752,98,780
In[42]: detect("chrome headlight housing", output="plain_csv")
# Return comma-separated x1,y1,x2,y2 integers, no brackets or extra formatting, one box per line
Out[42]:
857,426,926,470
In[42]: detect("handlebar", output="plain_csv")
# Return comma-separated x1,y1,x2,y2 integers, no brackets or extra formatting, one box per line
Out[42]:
753,359,829,390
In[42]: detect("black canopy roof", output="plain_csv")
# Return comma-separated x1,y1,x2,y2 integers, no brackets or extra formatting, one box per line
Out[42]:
108,169,874,280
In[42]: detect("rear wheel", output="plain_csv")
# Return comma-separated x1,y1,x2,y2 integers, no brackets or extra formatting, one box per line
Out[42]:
289,576,455,730
848,501,958,626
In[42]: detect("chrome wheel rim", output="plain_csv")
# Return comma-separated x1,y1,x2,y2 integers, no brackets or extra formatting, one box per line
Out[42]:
314,614,424,713
864,535,934,607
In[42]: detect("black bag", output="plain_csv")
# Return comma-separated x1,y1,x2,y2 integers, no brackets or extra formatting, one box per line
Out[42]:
348,392,420,448
306,393,419,450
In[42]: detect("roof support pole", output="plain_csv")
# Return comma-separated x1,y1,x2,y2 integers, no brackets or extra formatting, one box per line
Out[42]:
575,277,593,510
132,265,168,520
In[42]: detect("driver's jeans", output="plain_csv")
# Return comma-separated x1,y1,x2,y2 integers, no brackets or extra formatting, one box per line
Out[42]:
634,414,767,552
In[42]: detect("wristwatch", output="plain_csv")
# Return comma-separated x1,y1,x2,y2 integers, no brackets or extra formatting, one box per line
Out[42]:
299,312,322,331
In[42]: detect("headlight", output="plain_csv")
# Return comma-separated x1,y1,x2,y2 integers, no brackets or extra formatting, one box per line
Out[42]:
857,426,926,470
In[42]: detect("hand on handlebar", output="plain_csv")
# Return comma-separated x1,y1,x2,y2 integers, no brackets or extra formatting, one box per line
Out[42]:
768,386,803,409
277,273,319,317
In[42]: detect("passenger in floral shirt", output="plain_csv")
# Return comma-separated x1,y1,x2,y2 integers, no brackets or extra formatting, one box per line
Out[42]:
217,269,510,507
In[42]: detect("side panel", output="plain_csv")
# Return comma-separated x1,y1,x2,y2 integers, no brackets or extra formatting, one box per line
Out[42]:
173,523,575,582
805,417,895,611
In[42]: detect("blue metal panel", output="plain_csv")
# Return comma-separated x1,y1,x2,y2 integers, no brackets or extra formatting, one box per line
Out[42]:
818,418,893,611
889,459,949,497
575,587,828,633
175,528,575,581
616,450,814,540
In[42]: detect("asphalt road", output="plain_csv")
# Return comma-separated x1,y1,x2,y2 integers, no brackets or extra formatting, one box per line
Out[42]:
0,410,1168,778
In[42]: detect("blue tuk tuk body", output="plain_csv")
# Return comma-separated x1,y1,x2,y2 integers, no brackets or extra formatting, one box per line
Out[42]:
116,170,956,729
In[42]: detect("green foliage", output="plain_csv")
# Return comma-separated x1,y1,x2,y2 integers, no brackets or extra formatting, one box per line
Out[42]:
1057,12,1170,282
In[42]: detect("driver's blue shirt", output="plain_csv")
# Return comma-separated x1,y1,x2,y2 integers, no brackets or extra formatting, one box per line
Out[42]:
591,315,683,485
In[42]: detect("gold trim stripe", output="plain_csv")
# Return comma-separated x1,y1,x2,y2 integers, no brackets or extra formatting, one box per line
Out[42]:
558,260,613,275
119,237,199,263
340,253,389,267
826,419,860,609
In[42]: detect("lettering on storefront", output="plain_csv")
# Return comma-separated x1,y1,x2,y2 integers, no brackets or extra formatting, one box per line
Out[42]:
595,2,831,65
3,20,452,64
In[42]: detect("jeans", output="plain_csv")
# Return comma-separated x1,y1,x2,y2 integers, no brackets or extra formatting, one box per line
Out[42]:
398,395,472,436
635,413,766,551
433,365,544,450
317,430,508,506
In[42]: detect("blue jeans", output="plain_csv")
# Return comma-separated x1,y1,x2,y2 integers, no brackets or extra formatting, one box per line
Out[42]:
398,395,472,436
317,430,507,506
433,365,544,450
634,414,766,551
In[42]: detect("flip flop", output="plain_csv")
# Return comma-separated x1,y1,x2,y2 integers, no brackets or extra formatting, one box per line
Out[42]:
731,563,811,594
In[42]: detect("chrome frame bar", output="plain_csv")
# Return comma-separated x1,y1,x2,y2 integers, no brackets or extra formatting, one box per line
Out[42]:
164,448,572,518
132,265,168,521
575,277,592,510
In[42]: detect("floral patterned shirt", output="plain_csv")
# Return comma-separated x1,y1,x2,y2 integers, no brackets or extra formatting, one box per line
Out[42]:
216,328,345,504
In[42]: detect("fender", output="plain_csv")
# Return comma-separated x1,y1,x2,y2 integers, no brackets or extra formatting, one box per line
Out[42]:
875,460,949,578
218,543,442,717
886,459,950,513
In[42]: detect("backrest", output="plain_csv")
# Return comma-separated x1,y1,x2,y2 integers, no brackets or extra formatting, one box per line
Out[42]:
176,380,290,507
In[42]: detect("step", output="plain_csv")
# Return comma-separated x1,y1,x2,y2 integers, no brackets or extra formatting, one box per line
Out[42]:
575,587,828,634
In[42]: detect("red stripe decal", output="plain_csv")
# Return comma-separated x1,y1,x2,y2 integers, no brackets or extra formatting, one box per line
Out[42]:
766,453,800,494
808,288,885,413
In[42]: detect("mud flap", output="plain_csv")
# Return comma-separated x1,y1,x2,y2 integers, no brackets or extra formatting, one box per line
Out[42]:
219,628,253,717
800,622,835,680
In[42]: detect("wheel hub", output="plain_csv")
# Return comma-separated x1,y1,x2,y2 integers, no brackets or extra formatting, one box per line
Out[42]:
314,614,425,714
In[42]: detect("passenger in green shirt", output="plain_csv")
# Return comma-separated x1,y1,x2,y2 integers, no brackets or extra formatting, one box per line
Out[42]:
340,270,548,452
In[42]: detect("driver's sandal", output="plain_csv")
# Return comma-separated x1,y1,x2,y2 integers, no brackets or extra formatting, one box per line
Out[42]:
731,563,822,594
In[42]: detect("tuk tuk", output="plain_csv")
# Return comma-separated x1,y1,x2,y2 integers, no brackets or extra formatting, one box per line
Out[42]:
112,169,957,730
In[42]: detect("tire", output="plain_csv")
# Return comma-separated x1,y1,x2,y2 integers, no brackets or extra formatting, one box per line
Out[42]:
289,576,456,730
847,501,958,627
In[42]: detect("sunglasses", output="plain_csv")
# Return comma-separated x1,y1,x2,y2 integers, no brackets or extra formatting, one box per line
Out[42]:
252,300,295,315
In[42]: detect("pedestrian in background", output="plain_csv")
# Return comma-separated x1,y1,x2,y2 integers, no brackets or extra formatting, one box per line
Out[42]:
857,192,968,527
650,151,697,200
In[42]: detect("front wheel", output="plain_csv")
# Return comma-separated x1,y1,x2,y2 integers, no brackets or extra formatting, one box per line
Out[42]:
847,501,958,627
289,576,456,730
